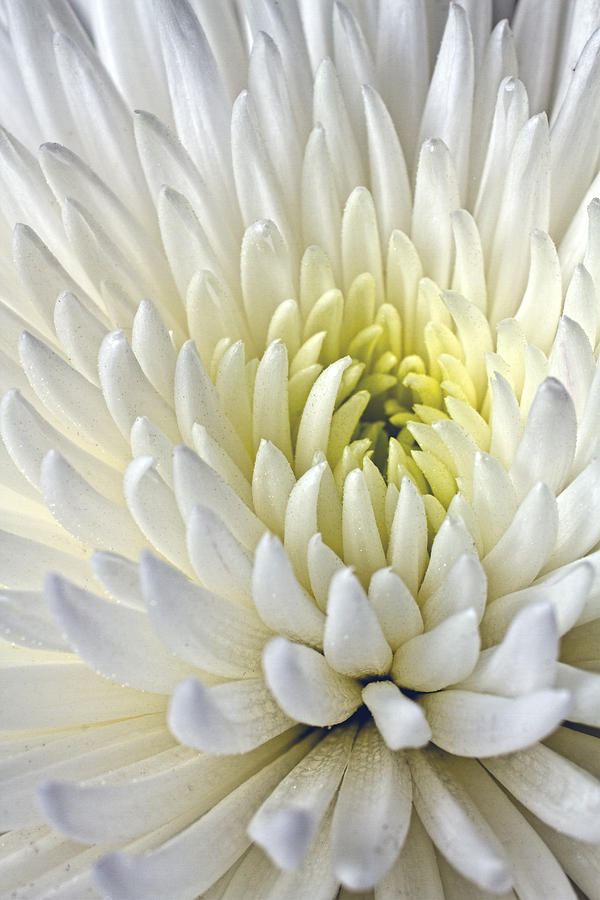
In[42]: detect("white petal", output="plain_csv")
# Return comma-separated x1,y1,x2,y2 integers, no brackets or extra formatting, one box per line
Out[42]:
141,552,269,678
516,811,600,900
0,388,121,502
2,656,163,729
98,330,179,442
546,452,600,570
475,74,529,258
376,0,428,169
46,574,195,693
341,187,384,305
324,568,392,677
301,124,342,282
41,451,144,554
53,290,107,384
555,662,600,727
38,742,269,845
510,378,577,500
248,727,354,870
362,681,431,750
550,28,600,236
487,113,550,324
484,742,600,842
261,806,338,900
424,688,571,756
375,811,444,900
90,551,144,611
157,184,225,296
313,57,365,203
168,677,294,755
392,609,480,692
18,331,128,463
563,263,598,348
307,532,345,613
514,229,562,352
252,533,324,648
411,138,459,287
252,340,293,462
331,722,412,891
216,846,279,900
0,529,91,591
232,94,293,255
481,561,593,645
341,467,387,584
471,450,518,554
240,218,296,349
172,445,264,552
174,339,251,476
418,515,476,602
0,590,68,653
421,553,487,630
295,357,351,476
252,439,296,539
367,568,423,650
418,3,474,199
40,142,170,298
548,316,596,423
488,372,522,471
283,460,326,587
192,423,253,507
458,602,559,696
93,735,312,900
130,416,173,487
186,505,254,608
483,482,558,598
155,0,233,204
451,209,487,312
387,476,428,596
123,456,193,576
363,84,411,240
443,289,493,402
2,718,173,831
262,636,362,727
408,749,513,894
131,299,177,401
447,754,577,900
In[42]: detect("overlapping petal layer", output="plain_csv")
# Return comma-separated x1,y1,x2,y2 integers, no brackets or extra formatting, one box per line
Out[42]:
0,1,600,898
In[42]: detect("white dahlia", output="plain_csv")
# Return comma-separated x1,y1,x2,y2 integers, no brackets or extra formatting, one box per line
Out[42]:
1,0,600,897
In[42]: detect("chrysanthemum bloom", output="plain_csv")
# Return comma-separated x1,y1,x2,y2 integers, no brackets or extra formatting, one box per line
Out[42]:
1,0,600,896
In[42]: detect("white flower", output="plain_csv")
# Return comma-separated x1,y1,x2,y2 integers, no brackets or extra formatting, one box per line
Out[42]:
1,0,600,897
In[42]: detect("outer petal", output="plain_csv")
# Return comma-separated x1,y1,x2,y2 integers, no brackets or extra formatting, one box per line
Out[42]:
423,688,572,757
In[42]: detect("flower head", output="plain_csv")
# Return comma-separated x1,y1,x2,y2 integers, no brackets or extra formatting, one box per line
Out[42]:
1,1,600,897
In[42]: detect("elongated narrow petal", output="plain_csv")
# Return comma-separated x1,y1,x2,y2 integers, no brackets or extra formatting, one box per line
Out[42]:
408,750,513,894
484,743,600,843
262,637,362,726
392,609,480,692
45,574,195,693
423,688,572,757
93,737,313,900
483,482,558,598
324,568,392,677
1,5,600,898
252,533,324,647
331,722,412,890
141,551,270,678
168,677,294,755
459,602,559,696
249,726,354,870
